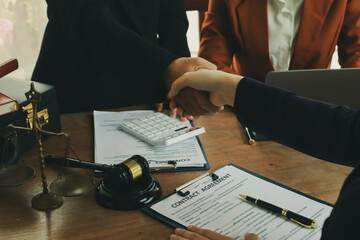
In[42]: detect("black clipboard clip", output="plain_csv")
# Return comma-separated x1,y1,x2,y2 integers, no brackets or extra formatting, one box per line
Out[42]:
175,172,219,197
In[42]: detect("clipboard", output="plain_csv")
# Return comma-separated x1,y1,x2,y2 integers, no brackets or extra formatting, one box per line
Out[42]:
141,164,333,239
93,110,209,177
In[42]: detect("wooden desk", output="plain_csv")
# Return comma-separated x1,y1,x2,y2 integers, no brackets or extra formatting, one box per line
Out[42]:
0,107,352,239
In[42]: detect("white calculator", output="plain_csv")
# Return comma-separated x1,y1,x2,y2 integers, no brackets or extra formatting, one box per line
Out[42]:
119,112,205,146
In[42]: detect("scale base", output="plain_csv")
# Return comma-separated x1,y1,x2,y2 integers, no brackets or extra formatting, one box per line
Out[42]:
31,192,63,211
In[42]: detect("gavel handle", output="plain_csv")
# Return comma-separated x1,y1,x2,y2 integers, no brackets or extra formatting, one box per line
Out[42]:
44,155,113,172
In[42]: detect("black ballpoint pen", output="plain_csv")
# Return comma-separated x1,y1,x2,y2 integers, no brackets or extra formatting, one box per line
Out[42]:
239,194,318,229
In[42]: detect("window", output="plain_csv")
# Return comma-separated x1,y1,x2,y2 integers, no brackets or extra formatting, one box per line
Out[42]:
0,0,47,79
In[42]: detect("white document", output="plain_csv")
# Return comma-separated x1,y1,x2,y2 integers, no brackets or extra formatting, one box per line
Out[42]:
93,110,207,169
146,165,333,240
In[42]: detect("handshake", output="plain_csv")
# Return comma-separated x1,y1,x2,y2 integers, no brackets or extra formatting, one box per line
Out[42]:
161,57,243,121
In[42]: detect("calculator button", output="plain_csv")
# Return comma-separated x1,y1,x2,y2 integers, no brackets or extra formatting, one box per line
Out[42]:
119,112,205,145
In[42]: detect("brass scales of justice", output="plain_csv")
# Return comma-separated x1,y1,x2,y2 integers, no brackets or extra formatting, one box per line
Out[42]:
4,83,96,211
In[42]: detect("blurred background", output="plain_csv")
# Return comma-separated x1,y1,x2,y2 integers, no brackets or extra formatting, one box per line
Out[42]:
0,0,47,78
0,0,340,81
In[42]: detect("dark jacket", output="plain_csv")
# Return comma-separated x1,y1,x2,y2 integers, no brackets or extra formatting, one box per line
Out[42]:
32,0,190,113
234,77,360,239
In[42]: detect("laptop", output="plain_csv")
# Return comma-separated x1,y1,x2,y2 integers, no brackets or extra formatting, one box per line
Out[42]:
265,68,360,109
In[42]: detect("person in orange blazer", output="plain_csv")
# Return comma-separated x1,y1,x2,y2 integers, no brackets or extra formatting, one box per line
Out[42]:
198,0,360,82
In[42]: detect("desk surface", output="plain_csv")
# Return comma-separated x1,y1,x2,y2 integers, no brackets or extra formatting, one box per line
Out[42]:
0,106,352,239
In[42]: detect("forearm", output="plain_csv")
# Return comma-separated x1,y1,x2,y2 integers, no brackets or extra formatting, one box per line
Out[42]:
234,77,360,166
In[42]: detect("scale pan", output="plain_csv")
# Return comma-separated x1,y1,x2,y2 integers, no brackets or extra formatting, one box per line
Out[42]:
0,165,35,187
50,174,96,197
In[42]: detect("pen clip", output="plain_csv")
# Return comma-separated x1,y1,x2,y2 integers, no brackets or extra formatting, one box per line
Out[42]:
175,172,219,197
290,218,318,229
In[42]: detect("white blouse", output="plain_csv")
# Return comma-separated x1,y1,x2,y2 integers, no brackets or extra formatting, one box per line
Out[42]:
267,0,304,71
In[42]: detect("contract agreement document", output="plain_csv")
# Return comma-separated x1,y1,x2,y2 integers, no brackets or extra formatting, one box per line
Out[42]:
93,110,208,172
142,164,333,240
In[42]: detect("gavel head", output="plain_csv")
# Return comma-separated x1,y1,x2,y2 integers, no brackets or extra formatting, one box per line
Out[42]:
102,155,150,190
95,155,161,210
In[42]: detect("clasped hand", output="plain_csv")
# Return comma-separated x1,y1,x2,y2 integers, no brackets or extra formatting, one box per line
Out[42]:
161,57,224,120
167,68,243,111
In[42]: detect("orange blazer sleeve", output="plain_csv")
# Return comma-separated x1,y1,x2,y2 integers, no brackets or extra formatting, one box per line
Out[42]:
337,0,360,68
198,0,237,74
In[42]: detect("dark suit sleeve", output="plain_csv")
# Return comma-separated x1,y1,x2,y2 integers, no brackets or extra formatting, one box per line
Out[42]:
158,0,190,57
78,2,178,87
319,169,360,240
233,77,360,167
